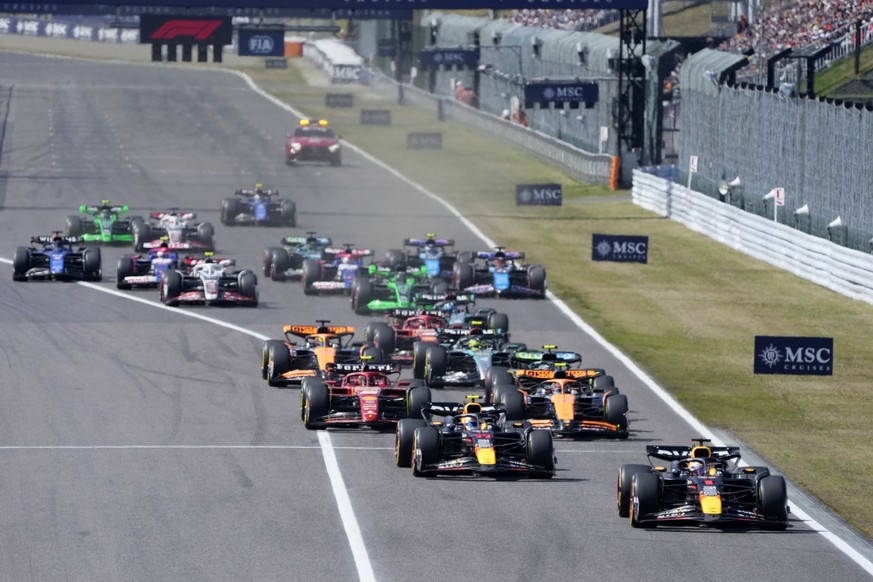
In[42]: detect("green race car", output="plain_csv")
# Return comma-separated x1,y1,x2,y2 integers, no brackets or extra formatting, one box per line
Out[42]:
65,200,142,245
351,264,445,314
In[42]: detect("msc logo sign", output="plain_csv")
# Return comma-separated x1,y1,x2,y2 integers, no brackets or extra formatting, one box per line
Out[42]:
754,336,833,375
516,183,562,206
591,234,649,264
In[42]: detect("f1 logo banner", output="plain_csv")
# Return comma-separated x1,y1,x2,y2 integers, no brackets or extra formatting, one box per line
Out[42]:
755,336,833,375
238,29,284,57
516,183,562,206
524,81,599,109
140,15,231,45
592,234,649,263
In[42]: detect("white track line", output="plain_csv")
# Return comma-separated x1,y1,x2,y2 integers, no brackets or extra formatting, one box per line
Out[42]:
4,67,871,577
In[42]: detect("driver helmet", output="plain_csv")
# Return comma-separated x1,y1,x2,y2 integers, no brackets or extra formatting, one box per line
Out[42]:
53,236,64,249
341,255,352,264
687,460,705,476
156,241,169,257
254,183,264,194
459,415,478,431
467,339,481,350
204,257,214,264
493,251,506,270
306,236,317,245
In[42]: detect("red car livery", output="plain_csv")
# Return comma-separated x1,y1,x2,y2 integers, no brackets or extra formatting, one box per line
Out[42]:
285,119,342,166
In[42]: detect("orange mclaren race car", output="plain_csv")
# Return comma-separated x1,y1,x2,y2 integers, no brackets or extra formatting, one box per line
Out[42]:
260,320,379,387
491,363,629,439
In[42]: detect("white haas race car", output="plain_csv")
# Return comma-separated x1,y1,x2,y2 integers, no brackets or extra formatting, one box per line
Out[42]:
133,211,215,252
160,256,258,307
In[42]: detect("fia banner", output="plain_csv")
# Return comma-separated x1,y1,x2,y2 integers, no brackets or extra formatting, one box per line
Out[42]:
754,336,833,375
238,29,284,57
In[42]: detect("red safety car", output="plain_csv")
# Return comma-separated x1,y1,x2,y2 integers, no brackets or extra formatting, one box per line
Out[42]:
285,119,342,166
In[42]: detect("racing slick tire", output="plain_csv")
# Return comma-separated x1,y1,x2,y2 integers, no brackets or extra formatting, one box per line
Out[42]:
65,215,83,237
412,426,440,477
630,472,660,528
592,374,616,392
270,248,290,282
424,345,447,388
406,385,432,420
385,249,406,269
160,270,183,306
197,222,215,250
412,341,430,379
280,199,296,227
395,419,427,468
604,394,629,439
365,321,389,344
758,475,789,530
499,389,526,421
238,271,258,306
452,262,474,292
525,429,555,478
361,346,385,364
484,366,510,402
131,221,150,252
261,340,286,380
487,312,509,333
12,247,29,281
527,264,547,297
263,247,283,278
302,380,330,430
490,375,518,406
430,279,449,295
220,198,238,226
617,464,651,518
352,278,374,314
116,256,135,289
456,251,473,264
267,342,292,387
82,247,102,281
301,259,321,294
372,324,396,355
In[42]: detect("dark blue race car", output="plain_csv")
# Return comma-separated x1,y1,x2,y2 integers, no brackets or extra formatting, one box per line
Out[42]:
116,244,180,289
452,247,546,298
221,184,296,227
13,234,102,282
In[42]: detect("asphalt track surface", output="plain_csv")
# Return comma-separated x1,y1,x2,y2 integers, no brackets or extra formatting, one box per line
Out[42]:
0,52,870,582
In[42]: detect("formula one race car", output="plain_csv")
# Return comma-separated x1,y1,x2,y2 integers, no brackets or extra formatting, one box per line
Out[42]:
221,183,296,227
302,244,373,295
65,200,140,245
13,234,102,282
159,255,258,307
285,118,342,166
452,247,546,298
262,233,333,281
351,265,442,314
493,364,629,439
383,234,469,282
394,397,555,478
116,243,179,289
617,438,789,530
260,321,381,387
132,210,214,252
299,360,431,429
412,330,524,390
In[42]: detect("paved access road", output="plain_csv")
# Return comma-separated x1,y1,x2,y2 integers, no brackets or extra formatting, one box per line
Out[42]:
0,51,869,581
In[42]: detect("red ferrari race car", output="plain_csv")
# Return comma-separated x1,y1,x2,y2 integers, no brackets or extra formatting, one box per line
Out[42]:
285,119,342,166
299,361,432,430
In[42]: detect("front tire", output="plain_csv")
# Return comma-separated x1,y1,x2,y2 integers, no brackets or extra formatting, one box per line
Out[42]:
302,380,330,429
412,427,440,477
395,419,426,468
116,256,135,289
526,429,555,478
617,464,650,518
12,247,29,281
630,472,660,528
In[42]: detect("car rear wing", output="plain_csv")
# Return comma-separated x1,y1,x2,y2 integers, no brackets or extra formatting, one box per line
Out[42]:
403,238,455,247
282,236,332,246
81,203,128,214
284,325,355,339
389,308,430,319
325,247,372,257
645,445,742,462
151,211,196,220
32,235,81,245
474,250,525,260
513,369,605,389
511,350,583,367
236,188,278,196
326,361,401,375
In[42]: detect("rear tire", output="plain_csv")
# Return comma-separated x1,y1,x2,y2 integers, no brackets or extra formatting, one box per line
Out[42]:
281,199,296,227
83,247,102,281
361,346,385,364
630,472,660,528
221,198,238,226
617,464,650,518
412,341,431,379
526,429,555,478
302,380,330,429
758,475,789,530
395,419,426,468
373,324,396,355
385,249,406,269
453,262,474,291
132,222,151,252
412,427,440,477
65,215,83,237
487,312,509,333
406,385,431,420
424,345,447,387
197,222,215,250
116,256,135,289
12,247,29,281
302,259,321,294
604,394,629,439
499,389,526,421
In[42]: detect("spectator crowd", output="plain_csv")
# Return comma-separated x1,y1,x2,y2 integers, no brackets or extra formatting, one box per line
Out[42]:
508,8,618,32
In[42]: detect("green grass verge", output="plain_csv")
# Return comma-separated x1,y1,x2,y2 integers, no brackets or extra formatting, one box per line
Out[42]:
1,36,870,538
242,61,873,538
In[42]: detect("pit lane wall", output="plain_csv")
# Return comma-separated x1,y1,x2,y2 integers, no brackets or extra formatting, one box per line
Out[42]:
633,169,873,306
